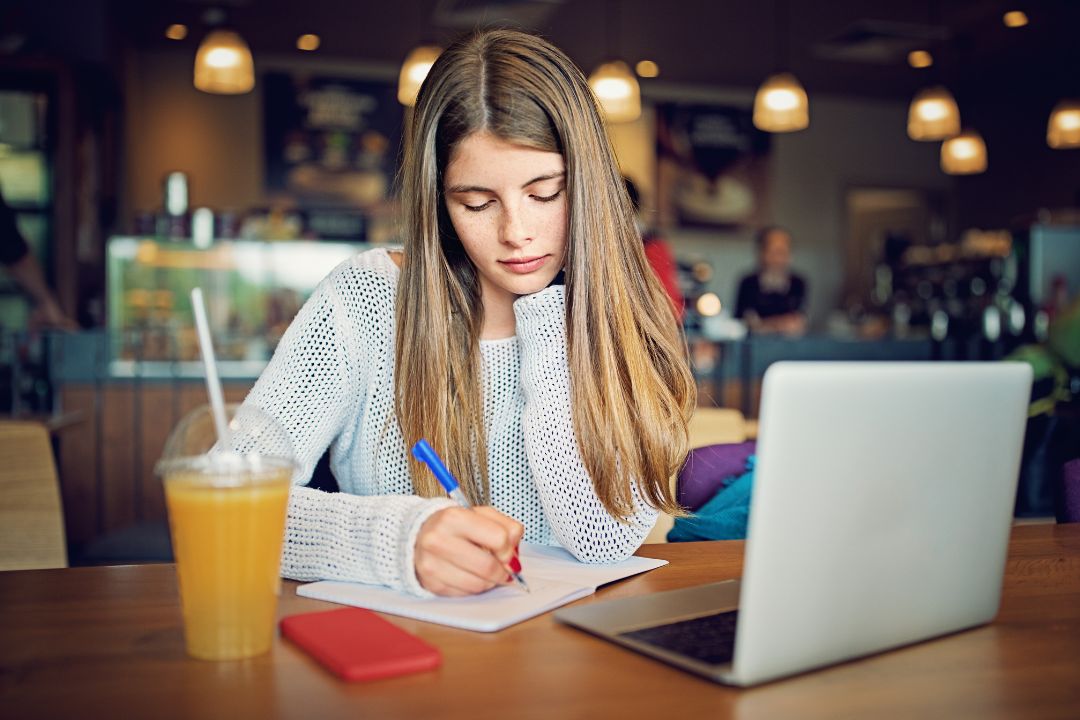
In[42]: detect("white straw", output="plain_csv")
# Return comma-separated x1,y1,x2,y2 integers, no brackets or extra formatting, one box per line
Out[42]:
190,287,231,450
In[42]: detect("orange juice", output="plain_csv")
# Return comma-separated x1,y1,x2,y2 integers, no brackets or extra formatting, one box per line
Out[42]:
164,463,291,660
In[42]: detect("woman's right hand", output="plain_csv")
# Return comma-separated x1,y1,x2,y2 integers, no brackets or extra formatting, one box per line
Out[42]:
414,505,524,596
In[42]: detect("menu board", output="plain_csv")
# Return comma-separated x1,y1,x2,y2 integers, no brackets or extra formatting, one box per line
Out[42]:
263,73,403,214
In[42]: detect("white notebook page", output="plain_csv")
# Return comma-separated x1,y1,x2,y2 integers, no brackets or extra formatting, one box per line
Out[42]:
295,543,668,632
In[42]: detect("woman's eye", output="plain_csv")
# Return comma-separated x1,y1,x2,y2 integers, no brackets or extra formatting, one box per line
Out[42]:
463,201,492,212
533,189,563,203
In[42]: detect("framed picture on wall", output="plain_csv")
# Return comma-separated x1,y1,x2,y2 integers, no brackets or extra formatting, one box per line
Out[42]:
655,102,771,231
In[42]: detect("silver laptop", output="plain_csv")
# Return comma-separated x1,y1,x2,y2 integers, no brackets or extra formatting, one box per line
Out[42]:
555,361,1032,686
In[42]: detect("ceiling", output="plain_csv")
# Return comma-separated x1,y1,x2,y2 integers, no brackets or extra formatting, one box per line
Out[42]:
17,0,1080,102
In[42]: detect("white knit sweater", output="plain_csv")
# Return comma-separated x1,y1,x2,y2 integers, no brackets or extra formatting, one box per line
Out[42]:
240,248,657,596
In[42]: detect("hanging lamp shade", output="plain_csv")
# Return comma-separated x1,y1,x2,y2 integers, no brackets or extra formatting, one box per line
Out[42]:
907,86,961,141
193,29,255,95
941,129,988,175
1047,99,1080,149
397,45,443,106
752,72,809,132
588,60,641,123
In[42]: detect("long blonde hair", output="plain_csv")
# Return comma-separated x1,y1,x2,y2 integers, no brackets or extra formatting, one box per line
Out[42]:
395,28,696,518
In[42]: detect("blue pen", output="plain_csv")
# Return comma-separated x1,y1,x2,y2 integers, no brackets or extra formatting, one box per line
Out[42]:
411,438,530,593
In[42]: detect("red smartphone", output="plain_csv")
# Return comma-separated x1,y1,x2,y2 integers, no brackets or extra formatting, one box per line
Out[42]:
280,607,442,682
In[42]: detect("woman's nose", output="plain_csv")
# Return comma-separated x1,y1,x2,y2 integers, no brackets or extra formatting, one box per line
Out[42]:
500,205,532,247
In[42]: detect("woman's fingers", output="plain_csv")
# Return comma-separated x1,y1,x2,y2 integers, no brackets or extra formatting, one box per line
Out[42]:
426,506,513,556
415,507,523,596
472,506,525,559
416,536,507,595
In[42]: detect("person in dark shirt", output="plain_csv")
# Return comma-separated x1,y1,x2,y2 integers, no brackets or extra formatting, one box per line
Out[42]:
0,188,77,330
735,225,807,336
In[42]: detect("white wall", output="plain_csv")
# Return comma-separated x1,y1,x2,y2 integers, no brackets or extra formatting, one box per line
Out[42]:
124,49,265,219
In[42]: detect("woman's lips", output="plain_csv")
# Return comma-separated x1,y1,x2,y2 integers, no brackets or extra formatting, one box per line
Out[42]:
498,255,550,274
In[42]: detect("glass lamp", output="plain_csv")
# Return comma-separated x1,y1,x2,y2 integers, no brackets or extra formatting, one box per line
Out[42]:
941,129,987,175
908,86,961,141
752,72,809,132
194,29,255,95
588,60,641,123
1047,100,1080,149
398,45,443,107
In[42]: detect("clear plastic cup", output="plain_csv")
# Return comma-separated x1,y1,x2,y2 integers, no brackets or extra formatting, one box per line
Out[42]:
156,404,295,660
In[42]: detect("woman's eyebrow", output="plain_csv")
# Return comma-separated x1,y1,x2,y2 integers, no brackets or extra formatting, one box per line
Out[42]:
445,171,566,195
445,183,492,194
520,171,565,188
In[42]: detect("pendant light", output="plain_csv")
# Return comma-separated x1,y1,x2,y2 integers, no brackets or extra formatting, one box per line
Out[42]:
193,9,254,96
907,2,960,141
1047,99,1080,149
589,60,641,123
1003,10,1029,28
908,50,933,69
753,0,809,133
398,44,443,107
941,129,987,174
588,0,641,123
908,85,961,140
753,73,809,132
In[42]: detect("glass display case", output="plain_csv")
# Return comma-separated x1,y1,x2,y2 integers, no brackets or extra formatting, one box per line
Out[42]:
106,236,365,376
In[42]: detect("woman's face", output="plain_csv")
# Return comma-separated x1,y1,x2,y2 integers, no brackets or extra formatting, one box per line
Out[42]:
443,131,569,310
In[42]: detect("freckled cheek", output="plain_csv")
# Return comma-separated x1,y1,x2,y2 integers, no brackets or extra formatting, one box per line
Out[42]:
530,205,569,242
543,206,570,257
450,212,497,251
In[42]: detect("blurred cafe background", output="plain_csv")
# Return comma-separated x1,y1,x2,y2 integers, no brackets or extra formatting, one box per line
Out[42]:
1,0,1078,566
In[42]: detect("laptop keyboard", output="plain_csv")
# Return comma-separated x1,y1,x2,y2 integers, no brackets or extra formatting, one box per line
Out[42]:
618,610,739,666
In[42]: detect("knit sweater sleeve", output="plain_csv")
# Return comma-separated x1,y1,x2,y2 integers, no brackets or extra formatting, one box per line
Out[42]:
240,257,453,595
513,285,659,562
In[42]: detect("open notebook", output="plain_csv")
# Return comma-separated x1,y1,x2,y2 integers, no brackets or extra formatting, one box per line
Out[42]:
295,544,667,632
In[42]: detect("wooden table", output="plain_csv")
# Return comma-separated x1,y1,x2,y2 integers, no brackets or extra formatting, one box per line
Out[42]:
2,524,1079,720
0,411,85,435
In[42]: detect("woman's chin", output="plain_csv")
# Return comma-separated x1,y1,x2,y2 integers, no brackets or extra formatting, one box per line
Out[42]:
490,272,557,298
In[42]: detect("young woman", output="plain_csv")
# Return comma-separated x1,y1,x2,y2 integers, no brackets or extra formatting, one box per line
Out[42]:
241,28,695,597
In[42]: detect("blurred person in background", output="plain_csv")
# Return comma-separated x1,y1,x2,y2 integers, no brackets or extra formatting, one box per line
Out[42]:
624,176,684,321
735,225,807,336
0,187,77,331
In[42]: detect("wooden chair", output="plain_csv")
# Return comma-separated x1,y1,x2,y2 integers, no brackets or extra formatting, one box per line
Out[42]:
644,407,748,544
0,421,68,570
686,407,748,448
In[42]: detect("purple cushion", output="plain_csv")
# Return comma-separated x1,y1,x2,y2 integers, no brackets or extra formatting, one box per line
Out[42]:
1063,458,1080,523
677,441,757,511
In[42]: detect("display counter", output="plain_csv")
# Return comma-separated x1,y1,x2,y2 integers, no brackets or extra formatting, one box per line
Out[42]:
50,330,271,382
701,334,935,416
106,235,365,366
